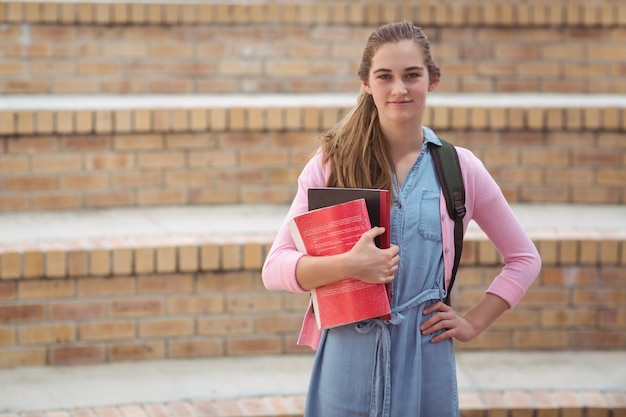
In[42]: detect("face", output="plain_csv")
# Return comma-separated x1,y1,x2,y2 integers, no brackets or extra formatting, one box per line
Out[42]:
362,39,438,127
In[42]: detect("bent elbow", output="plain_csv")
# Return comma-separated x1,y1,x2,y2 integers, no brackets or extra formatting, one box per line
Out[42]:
261,258,279,291
262,250,307,293
530,245,543,278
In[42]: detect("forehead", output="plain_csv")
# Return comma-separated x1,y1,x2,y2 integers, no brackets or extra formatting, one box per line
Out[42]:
371,39,425,70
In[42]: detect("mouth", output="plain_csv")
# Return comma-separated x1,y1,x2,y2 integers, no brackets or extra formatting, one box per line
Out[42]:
388,100,412,105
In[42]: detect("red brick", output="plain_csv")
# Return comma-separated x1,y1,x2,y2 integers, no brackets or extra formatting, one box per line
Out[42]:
18,280,75,299
198,272,254,292
6,176,56,192
573,289,626,307
169,339,223,358
50,301,105,320
459,331,512,350
137,189,186,206
59,173,109,190
109,342,164,362
178,245,199,272
0,347,46,367
188,400,221,417
117,405,148,417
212,399,243,417
139,318,194,337
50,345,105,365
513,330,568,349
61,135,110,152
18,324,75,344
109,299,163,317
0,327,15,346
256,314,302,333
79,277,135,297
0,251,20,279
80,321,135,341
226,336,282,355
198,317,253,335
112,248,133,275
90,249,111,276
570,330,623,349
200,244,220,270
32,195,82,211
93,406,123,417
155,246,177,273
67,250,89,277
134,247,155,274
167,295,223,315
143,404,171,417
238,398,271,416
221,243,243,270
71,409,98,417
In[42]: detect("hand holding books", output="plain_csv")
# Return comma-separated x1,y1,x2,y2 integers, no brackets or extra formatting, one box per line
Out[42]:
288,188,397,330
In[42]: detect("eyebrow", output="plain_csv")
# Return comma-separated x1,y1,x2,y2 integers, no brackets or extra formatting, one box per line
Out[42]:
372,66,425,74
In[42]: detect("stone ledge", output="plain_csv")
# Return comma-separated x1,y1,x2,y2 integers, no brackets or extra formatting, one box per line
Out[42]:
1,93,625,136
0,233,275,279
3,93,626,111
0,203,624,279
0,226,624,280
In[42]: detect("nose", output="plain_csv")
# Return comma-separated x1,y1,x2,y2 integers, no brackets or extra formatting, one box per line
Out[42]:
391,78,408,94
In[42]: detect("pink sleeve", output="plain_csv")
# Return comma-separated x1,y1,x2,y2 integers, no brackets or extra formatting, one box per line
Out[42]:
458,148,542,308
262,150,329,293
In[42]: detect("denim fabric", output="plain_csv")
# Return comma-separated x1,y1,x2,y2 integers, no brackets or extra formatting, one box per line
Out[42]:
304,128,459,417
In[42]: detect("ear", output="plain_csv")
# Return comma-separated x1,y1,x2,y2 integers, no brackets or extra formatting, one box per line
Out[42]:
428,77,439,92
362,80,372,95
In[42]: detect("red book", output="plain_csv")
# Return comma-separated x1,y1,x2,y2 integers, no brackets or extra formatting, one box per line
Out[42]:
308,187,392,320
288,198,391,330
308,188,391,249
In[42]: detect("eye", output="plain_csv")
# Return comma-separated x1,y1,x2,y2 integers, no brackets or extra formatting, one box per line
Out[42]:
406,72,421,79
377,73,391,80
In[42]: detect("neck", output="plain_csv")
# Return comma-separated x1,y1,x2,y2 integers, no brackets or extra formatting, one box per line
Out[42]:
382,123,424,158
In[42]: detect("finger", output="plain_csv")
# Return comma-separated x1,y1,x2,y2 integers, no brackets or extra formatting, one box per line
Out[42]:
430,328,454,343
423,301,446,315
420,314,445,334
363,227,385,239
422,310,459,333
388,244,400,256
421,316,449,335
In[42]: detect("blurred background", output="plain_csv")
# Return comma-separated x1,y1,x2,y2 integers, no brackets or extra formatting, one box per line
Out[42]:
0,2,624,413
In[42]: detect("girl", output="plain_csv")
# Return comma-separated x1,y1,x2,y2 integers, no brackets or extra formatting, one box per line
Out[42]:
262,21,541,417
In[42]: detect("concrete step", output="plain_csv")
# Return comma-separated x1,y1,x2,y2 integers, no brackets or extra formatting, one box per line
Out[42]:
0,351,624,414
0,203,624,246
2,93,626,111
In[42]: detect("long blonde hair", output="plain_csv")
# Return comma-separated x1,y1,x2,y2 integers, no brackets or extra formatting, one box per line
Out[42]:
321,22,440,191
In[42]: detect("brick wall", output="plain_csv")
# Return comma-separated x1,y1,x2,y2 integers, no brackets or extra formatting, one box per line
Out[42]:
1,0,625,368
0,1,625,95
2,0,625,210
1,101,625,211
0,231,624,367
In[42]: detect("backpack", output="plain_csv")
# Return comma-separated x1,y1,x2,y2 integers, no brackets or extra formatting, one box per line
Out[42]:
428,138,466,306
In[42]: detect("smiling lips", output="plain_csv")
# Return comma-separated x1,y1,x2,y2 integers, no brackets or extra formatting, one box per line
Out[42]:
389,99,412,105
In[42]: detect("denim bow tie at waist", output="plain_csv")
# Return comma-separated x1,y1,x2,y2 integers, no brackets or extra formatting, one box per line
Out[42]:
355,287,447,417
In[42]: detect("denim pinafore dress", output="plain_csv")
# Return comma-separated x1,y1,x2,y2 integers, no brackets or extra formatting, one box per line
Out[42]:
304,127,459,417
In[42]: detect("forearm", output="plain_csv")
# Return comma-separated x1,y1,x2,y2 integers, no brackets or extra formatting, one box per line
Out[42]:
296,227,400,291
295,253,351,291
462,293,509,336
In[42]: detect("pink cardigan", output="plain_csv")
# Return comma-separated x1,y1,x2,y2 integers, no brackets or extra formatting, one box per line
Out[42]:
262,147,542,349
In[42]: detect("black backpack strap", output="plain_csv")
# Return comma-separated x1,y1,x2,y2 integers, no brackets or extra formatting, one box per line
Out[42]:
428,138,465,306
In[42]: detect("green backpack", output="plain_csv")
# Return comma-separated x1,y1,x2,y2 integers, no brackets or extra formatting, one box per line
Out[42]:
428,138,466,306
